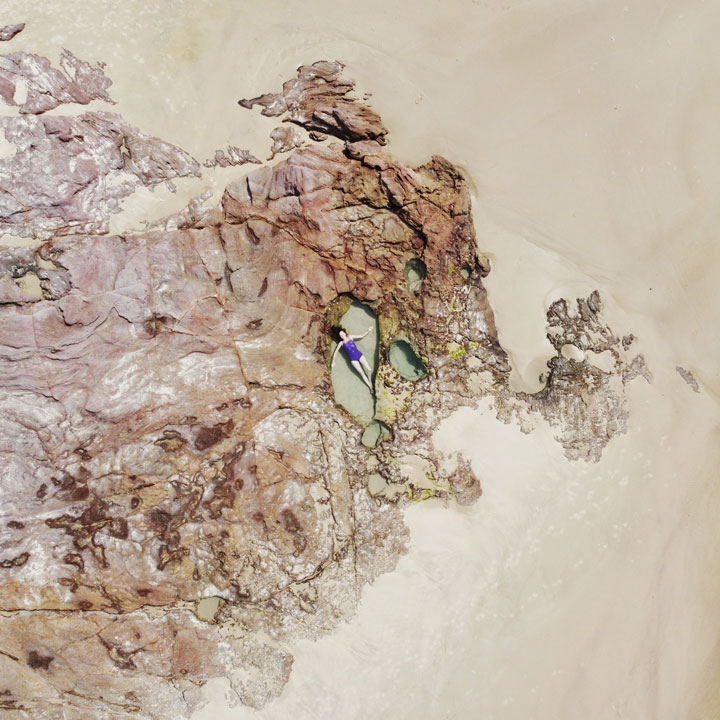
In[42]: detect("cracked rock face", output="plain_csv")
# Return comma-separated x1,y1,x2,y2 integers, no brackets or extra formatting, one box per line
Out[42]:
0,56,648,719
0,112,200,239
239,60,388,145
0,50,112,114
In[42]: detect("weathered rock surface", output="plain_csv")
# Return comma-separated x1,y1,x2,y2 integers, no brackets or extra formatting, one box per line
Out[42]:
0,24,25,42
505,292,651,461
268,125,305,159
202,146,261,169
239,60,388,144
0,137,490,718
0,50,112,114
0,112,200,239
0,58,648,719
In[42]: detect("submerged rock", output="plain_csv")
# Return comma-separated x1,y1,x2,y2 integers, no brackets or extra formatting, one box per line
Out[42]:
361,420,392,448
367,473,389,496
404,257,427,296
388,339,428,381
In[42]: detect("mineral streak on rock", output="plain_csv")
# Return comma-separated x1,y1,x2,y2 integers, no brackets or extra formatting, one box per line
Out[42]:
0,24,25,42
239,60,389,144
0,112,200,239
0,50,113,114
0,57,648,719
202,146,261,169
268,125,305,159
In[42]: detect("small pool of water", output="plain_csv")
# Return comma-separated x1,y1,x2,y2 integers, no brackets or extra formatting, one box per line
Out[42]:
404,258,427,296
388,339,427,381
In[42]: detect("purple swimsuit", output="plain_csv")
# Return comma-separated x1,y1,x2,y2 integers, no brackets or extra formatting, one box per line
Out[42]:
342,338,363,361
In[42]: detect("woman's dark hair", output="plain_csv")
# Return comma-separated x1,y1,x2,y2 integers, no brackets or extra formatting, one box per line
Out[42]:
331,326,347,343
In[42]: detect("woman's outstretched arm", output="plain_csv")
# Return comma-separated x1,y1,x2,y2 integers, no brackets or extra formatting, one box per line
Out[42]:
350,325,374,340
330,341,342,368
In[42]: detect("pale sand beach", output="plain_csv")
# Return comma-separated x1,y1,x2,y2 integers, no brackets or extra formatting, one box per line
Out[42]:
3,1,719,717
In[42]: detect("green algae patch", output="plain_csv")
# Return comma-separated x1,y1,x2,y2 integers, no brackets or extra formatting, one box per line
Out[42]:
446,342,466,359
361,420,391,448
377,308,401,346
329,301,379,425
389,339,427,381
404,258,427,296
325,294,354,328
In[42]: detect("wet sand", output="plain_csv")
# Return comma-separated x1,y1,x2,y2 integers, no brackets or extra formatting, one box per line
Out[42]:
3,1,719,718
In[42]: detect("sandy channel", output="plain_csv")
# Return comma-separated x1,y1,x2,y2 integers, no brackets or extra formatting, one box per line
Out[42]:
2,1,719,718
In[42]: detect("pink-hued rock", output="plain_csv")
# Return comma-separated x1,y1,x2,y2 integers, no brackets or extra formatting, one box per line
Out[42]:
0,50,112,114
0,24,25,42
0,112,200,239
202,146,261,169
268,125,305,159
0,133,499,716
239,60,388,145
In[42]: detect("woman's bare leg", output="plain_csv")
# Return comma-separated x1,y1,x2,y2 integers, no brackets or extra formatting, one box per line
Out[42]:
351,360,373,390
359,356,374,388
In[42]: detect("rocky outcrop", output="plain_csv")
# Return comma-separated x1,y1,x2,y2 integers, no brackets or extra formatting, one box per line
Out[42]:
0,132,491,717
202,146,261,169
0,57,648,719
0,24,25,42
239,60,388,144
0,112,200,239
511,292,651,461
0,50,112,114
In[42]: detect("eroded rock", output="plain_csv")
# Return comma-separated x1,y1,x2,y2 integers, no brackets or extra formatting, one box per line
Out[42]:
268,125,304,159
202,146,261,169
239,60,388,144
494,292,651,461
0,50,112,114
0,24,25,42
0,112,200,239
